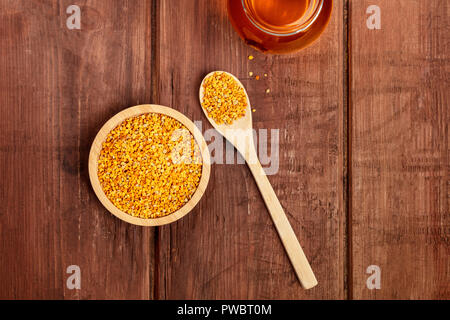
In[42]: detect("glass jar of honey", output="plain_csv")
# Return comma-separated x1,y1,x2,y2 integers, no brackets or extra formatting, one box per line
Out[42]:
227,0,333,54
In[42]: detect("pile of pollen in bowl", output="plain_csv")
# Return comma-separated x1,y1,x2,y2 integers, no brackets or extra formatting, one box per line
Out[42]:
201,71,247,125
97,113,202,219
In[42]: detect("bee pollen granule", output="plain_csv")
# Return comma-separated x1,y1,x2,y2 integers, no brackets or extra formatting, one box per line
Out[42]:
97,113,202,219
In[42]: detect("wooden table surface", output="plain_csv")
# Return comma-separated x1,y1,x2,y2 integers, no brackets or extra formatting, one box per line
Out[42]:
0,0,448,300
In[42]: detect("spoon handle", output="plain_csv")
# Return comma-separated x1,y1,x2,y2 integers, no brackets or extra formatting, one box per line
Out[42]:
247,156,318,289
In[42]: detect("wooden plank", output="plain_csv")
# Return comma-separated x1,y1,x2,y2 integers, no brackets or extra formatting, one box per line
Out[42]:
350,0,449,299
0,0,154,299
156,0,345,299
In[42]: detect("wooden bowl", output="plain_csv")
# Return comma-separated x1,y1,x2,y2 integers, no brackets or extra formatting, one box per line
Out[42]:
88,104,211,226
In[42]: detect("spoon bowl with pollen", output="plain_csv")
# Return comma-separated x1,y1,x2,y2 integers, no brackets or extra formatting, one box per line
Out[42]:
199,71,318,290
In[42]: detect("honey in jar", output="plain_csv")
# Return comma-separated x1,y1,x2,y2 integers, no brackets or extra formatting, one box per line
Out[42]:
227,0,333,54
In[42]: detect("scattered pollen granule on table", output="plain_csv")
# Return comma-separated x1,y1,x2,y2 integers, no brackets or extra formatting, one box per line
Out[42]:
97,113,202,219
201,72,247,125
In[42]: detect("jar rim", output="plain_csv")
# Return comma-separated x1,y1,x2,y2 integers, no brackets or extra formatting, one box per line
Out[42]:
241,0,325,36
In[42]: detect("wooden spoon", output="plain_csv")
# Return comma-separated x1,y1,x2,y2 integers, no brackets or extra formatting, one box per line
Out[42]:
199,71,318,289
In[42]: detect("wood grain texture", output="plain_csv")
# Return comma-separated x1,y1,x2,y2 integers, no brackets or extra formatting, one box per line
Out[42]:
350,0,449,299
0,0,154,299
156,0,345,299
1,0,448,300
